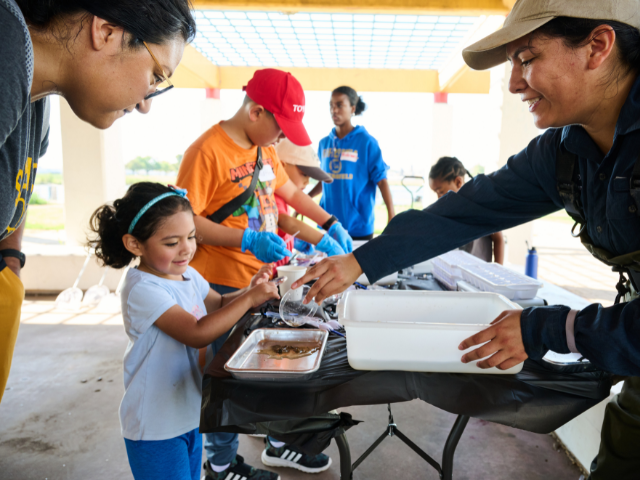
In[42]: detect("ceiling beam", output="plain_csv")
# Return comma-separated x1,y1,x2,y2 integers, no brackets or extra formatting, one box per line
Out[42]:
172,63,490,93
192,0,509,16
172,45,220,88
438,14,504,91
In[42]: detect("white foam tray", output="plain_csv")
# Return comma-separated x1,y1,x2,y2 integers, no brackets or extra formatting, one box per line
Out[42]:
459,263,543,300
432,250,486,290
338,290,522,374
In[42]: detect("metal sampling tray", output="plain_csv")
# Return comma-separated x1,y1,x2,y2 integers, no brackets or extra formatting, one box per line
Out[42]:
224,328,328,381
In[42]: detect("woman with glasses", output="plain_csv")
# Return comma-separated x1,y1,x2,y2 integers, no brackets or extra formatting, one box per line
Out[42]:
0,0,196,405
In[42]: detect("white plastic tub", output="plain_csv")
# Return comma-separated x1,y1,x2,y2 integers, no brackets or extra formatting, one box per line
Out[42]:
337,290,523,374
459,263,543,300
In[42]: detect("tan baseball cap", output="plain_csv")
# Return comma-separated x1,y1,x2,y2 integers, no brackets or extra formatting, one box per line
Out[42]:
463,0,640,71
275,138,333,183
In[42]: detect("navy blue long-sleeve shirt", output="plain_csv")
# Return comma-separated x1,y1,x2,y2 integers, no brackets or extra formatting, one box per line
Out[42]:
354,75,640,376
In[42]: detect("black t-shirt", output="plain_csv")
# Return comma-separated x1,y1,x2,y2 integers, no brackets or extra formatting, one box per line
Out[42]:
0,0,50,242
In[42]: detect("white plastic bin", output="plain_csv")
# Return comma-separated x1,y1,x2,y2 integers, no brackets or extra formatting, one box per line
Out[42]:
459,263,543,300
338,290,523,374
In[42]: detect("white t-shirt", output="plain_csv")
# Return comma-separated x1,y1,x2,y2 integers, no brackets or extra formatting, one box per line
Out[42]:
119,266,210,441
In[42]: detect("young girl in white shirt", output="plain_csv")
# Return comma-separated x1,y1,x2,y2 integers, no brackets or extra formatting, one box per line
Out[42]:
88,182,279,480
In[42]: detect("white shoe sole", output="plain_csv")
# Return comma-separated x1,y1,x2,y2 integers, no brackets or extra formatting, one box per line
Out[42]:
261,450,332,474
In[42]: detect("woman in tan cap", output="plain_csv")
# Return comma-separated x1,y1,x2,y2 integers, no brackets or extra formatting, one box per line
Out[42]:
294,1,640,477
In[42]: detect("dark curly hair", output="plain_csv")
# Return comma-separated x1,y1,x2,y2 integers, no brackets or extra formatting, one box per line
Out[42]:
88,182,193,268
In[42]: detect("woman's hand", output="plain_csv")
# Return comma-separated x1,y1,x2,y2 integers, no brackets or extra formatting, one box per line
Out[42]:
291,253,363,304
247,282,280,308
458,309,528,370
250,264,273,287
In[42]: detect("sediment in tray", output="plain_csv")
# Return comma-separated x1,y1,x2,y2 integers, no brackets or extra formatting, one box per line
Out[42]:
257,341,320,360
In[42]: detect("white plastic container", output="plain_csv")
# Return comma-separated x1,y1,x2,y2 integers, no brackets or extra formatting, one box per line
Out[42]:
431,250,485,290
337,290,523,374
459,263,543,300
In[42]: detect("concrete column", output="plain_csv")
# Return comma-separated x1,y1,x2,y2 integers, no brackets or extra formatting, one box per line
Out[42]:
60,99,126,246
200,88,224,133
428,92,454,204
496,62,543,265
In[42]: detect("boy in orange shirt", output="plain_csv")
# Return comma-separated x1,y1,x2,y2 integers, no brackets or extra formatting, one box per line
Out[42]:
177,69,347,479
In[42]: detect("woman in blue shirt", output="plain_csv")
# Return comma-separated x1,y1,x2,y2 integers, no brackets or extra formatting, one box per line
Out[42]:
310,86,395,240
295,1,640,477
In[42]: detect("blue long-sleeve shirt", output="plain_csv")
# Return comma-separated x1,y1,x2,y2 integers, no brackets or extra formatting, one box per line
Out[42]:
354,75,640,376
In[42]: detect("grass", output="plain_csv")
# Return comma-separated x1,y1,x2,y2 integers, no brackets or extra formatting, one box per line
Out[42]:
541,210,574,224
35,173,63,185
25,204,64,230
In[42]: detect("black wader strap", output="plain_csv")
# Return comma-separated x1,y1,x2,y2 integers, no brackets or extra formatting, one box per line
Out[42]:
208,147,263,224
613,267,632,304
556,144,586,237
629,151,640,216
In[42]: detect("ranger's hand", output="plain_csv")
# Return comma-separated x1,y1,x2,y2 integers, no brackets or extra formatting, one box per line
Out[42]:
458,310,528,370
291,253,362,304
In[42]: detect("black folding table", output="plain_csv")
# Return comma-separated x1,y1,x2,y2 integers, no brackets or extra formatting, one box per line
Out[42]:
201,308,611,479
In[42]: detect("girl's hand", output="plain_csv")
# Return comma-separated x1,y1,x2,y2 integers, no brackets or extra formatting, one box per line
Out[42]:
247,282,280,308
250,264,273,287
458,310,528,371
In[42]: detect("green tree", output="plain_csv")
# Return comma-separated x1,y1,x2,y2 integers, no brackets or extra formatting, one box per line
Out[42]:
126,156,153,174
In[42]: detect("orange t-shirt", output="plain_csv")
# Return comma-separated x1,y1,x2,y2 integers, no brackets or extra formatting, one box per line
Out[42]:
177,123,289,288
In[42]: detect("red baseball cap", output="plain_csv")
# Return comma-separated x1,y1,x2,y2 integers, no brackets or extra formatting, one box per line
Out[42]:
243,69,312,147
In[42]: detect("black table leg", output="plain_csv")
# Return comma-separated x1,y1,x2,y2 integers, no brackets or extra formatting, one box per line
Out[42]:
335,432,352,479
441,415,469,480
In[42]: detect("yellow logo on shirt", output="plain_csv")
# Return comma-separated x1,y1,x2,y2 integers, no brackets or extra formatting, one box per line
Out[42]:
6,157,35,234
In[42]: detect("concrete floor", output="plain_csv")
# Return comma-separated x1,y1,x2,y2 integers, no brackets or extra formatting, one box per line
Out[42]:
0,318,583,480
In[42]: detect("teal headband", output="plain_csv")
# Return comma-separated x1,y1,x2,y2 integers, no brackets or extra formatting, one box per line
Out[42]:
127,187,188,235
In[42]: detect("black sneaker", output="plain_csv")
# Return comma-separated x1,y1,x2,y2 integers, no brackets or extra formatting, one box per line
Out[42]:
261,438,332,474
203,455,280,480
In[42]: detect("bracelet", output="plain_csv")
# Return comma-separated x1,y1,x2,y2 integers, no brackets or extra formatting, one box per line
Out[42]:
321,215,338,231
0,249,26,268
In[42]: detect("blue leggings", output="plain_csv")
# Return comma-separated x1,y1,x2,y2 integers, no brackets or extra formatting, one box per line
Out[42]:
124,428,202,480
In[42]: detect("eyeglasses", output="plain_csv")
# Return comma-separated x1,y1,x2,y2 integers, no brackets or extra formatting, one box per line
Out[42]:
143,41,174,100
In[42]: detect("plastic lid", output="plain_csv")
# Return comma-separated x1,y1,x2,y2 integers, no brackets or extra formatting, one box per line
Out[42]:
279,285,319,327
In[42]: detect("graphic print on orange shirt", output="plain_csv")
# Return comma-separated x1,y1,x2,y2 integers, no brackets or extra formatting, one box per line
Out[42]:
230,156,279,233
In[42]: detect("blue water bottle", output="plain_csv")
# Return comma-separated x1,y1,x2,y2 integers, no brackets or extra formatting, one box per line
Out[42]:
525,241,538,279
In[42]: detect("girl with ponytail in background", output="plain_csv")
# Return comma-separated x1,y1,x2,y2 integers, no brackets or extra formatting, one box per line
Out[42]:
429,157,504,264
311,86,395,241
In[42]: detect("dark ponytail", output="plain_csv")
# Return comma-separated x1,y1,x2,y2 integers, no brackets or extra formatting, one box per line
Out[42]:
16,0,196,46
429,157,472,183
88,182,193,269
533,17,640,83
332,86,367,116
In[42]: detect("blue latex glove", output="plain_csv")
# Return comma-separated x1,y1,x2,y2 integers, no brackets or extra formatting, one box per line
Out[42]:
327,222,353,253
315,234,345,257
241,229,292,263
294,238,315,255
